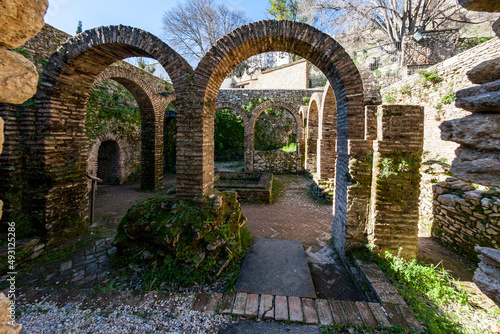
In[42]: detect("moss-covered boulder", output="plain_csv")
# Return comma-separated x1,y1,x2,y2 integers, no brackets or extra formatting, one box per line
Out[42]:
114,190,252,287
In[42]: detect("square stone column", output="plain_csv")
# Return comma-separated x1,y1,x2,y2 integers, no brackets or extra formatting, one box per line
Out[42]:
368,105,424,259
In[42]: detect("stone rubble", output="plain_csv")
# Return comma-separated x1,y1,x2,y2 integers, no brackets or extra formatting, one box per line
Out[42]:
440,0,500,188
473,247,500,308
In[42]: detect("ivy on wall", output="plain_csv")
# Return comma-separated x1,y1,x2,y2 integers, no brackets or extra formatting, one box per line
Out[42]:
85,81,141,142
254,107,296,152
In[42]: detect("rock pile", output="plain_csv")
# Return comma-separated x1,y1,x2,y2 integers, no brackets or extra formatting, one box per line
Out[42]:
440,16,500,188
474,247,500,308
114,191,252,287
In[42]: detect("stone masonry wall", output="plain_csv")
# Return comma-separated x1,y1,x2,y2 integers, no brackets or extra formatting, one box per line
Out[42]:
432,178,500,261
248,59,309,89
253,151,301,173
217,89,322,109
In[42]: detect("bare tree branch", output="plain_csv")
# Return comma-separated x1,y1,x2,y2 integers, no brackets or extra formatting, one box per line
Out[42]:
162,0,249,65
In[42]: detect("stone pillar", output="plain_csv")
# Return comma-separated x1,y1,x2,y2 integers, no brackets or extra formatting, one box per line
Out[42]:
140,115,163,191
345,139,374,250
305,118,318,172
316,138,336,179
244,121,254,171
368,105,424,259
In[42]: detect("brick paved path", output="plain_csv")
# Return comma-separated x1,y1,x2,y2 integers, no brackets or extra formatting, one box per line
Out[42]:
241,175,333,250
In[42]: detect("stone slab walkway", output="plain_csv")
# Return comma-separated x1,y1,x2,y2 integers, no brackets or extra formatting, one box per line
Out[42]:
193,257,424,332
235,238,316,298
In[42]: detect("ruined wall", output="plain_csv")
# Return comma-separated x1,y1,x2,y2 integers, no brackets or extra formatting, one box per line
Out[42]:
217,88,321,108
253,151,301,173
403,29,461,74
382,38,500,163
432,178,500,260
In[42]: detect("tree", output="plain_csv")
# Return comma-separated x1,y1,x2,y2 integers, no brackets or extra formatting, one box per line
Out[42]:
300,0,474,50
137,57,156,74
76,20,82,34
162,0,249,64
268,0,300,21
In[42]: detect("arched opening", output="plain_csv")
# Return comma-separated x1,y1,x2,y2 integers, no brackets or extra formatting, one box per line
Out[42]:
97,140,121,185
164,103,177,174
31,25,190,236
190,20,364,254
305,93,322,173
214,108,245,171
249,101,303,173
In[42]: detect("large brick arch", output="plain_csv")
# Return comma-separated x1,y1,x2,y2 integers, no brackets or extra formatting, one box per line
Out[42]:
317,83,337,179
189,20,364,253
305,92,323,172
91,65,175,190
31,25,191,237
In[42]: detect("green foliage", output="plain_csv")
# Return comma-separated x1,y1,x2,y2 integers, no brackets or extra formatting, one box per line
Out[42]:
267,0,301,21
137,57,156,74
435,102,443,110
280,142,297,152
418,69,443,84
399,84,412,96
85,81,141,141
302,96,310,106
254,107,296,151
373,69,382,77
242,97,271,114
360,250,500,334
382,92,395,103
460,37,493,50
441,90,457,104
76,20,82,34
114,193,252,289
11,48,31,59
214,109,244,161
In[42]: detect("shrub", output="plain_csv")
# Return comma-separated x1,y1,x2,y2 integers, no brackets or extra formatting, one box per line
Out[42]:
418,69,443,84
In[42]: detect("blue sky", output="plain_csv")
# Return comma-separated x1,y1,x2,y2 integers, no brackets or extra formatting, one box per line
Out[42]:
44,0,271,37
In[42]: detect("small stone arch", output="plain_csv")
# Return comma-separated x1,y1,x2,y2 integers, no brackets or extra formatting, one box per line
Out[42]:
305,92,323,172
215,102,252,170
30,25,191,236
87,133,127,184
91,65,176,190
248,100,304,173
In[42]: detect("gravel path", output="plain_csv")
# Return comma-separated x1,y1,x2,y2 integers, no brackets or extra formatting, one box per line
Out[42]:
18,292,233,334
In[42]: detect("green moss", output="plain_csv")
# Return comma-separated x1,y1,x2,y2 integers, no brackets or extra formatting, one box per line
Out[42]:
114,191,252,289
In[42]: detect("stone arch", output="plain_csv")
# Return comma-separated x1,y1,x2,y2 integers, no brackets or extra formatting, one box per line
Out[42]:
190,20,364,253
97,140,121,184
31,25,191,236
249,100,304,172
215,102,252,170
91,65,176,190
87,132,127,184
305,92,323,172
317,82,337,179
